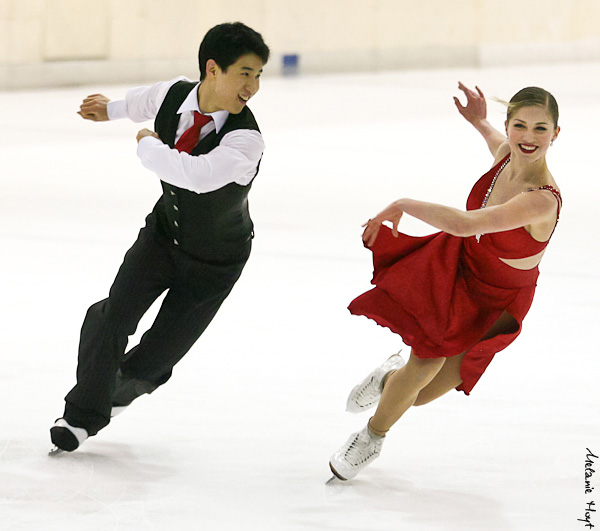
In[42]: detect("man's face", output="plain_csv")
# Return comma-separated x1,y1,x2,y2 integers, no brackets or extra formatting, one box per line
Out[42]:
208,53,264,114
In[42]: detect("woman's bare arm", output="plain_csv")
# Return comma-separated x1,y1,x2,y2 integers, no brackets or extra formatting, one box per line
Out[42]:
362,190,558,247
454,82,507,160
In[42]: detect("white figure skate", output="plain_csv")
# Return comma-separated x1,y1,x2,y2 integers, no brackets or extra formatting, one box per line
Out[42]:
346,351,405,413
329,424,384,481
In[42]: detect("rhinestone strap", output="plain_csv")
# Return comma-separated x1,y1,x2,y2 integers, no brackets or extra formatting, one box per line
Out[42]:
475,156,510,243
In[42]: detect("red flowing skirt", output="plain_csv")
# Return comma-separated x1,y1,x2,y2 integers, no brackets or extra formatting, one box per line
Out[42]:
348,227,537,394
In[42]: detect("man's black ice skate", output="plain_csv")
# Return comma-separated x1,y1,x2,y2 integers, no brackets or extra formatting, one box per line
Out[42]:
49,418,89,454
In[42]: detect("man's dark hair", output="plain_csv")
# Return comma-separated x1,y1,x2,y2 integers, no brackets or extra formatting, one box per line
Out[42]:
198,22,270,80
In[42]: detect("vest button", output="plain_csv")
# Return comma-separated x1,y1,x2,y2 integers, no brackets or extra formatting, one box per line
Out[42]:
174,220,179,227
170,191,176,196
173,239,179,245
173,205,179,211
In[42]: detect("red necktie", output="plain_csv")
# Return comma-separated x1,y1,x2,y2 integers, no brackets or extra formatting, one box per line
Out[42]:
174,112,213,153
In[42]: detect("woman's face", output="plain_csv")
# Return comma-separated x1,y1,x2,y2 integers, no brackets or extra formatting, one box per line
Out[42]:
505,105,559,161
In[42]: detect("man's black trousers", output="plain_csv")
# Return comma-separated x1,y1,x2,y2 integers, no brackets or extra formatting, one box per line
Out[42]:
63,221,248,435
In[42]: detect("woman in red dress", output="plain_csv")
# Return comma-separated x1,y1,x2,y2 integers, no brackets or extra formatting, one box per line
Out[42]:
329,83,562,481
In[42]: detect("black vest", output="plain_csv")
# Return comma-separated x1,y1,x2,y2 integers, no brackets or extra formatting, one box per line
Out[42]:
149,81,261,263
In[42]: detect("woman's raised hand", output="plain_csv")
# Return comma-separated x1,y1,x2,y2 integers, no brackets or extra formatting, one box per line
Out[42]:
453,82,487,125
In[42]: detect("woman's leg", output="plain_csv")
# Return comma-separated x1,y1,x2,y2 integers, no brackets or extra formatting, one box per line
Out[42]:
329,352,447,480
413,352,465,406
330,312,519,480
408,311,518,406
368,352,446,435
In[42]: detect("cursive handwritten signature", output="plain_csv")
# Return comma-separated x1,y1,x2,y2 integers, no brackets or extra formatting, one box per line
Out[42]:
579,448,598,529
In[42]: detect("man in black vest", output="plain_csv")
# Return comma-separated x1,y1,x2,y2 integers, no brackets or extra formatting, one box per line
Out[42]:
50,22,270,453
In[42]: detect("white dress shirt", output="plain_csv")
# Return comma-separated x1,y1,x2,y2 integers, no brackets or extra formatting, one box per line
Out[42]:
107,76,264,194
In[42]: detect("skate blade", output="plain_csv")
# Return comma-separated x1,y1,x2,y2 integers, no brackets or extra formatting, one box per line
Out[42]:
48,445,64,456
327,463,348,483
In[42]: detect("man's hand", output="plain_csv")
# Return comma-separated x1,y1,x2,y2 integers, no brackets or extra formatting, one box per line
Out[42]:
136,128,160,143
78,94,110,121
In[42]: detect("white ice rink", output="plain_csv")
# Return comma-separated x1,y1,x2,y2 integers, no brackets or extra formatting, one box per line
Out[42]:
1,61,599,530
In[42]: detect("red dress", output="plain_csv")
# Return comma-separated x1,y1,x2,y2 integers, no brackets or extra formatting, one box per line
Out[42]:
348,154,562,394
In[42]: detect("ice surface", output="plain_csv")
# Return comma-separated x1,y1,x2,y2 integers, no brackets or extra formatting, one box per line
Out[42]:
1,62,598,530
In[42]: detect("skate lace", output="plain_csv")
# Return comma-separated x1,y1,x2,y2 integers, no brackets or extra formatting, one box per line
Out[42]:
344,432,381,467
355,376,380,405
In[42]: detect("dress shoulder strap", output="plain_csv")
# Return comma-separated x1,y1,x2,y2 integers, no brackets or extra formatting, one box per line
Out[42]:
526,185,562,220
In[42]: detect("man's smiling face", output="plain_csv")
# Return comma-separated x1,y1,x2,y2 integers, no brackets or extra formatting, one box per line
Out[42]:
202,53,264,114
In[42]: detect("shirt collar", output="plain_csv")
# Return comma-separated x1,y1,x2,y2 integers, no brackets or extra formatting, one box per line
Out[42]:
177,82,229,133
